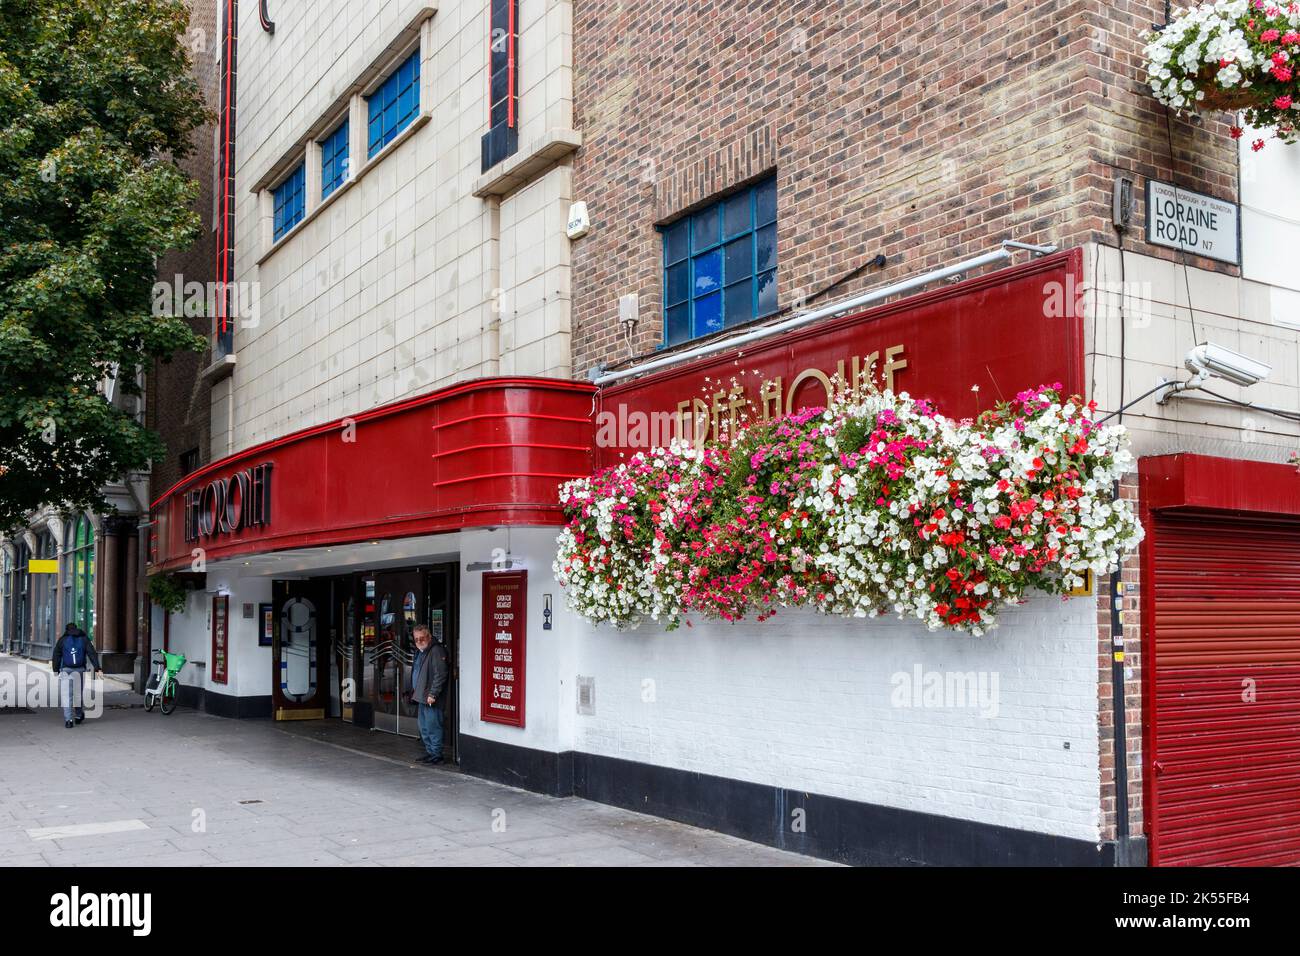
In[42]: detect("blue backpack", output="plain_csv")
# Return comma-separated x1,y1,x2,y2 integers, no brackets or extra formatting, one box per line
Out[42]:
60,634,88,669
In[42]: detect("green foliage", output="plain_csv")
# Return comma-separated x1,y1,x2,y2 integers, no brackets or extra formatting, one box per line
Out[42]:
0,0,209,531
146,571,188,614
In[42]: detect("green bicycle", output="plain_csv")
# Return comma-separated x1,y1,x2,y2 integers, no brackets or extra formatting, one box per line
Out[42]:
144,649,187,715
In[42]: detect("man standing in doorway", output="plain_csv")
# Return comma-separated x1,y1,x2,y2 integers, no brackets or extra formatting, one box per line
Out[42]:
410,624,447,765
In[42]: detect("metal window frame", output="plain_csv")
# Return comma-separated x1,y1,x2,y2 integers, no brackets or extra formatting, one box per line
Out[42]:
660,177,777,347
366,49,421,159
272,162,306,240
320,119,350,200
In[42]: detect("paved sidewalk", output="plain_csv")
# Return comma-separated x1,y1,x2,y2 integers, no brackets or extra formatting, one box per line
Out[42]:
0,654,829,867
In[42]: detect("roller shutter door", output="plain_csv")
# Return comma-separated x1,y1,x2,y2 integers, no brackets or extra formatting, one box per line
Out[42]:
1148,512,1300,866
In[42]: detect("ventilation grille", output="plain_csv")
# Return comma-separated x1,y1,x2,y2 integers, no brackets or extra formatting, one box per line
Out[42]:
576,676,595,716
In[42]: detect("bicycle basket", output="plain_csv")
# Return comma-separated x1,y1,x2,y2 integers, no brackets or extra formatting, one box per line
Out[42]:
163,651,187,679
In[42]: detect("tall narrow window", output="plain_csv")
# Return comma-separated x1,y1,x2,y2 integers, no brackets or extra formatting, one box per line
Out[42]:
366,49,421,158
272,162,305,241
35,529,56,654
1,550,11,651
661,177,778,347
13,540,29,653
62,516,94,634
321,119,350,199
481,0,518,171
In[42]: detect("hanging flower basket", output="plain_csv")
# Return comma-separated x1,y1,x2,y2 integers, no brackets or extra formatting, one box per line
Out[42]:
1144,1,1300,148
553,385,1144,637
1192,70,1260,109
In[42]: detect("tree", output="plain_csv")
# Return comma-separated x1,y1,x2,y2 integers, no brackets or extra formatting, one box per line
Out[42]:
0,0,208,531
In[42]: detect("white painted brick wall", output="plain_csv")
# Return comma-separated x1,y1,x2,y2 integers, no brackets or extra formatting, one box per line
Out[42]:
570,598,1103,841
467,528,1104,842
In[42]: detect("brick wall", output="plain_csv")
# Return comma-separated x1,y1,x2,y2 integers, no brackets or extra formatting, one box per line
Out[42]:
1098,472,1144,844
149,0,218,499
569,0,1241,377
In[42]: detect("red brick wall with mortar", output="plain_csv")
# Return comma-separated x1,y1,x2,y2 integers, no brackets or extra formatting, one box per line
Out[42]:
570,1,1192,849
569,0,1240,378
149,0,218,501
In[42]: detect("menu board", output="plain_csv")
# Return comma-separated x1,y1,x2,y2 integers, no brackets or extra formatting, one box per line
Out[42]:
211,594,229,684
480,571,526,728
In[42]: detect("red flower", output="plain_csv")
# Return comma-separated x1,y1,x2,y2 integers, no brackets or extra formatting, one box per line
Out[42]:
1275,95,1294,110
1253,139,1267,151
1274,66,1294,82
1230,125,1244,139
1262,28,1281,42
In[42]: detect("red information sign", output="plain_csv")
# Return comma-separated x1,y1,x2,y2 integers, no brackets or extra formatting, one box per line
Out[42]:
481,571,526,727
211,594,229,685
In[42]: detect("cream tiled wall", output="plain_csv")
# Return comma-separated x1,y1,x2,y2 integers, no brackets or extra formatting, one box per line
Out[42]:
217,0,576,456
1085,243,1300,463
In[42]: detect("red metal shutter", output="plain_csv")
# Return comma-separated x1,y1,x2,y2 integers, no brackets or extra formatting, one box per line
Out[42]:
1148,512,1300,866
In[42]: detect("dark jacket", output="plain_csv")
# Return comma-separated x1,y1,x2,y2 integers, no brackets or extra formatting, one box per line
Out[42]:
409,641,448,704
52,625,100,673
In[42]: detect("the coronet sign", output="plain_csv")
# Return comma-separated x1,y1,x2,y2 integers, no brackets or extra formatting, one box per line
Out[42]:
183,463,273,542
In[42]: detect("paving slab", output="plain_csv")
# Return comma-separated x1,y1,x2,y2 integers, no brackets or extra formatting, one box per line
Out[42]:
0,653,832,867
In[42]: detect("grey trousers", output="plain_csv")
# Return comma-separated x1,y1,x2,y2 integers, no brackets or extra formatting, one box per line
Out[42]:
59,669,85,721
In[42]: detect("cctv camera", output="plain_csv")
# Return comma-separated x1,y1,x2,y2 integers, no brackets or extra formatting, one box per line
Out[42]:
1184,343,1271,389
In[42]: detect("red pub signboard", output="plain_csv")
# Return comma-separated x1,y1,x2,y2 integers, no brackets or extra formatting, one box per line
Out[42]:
481,571,527,727
596,251,1085,465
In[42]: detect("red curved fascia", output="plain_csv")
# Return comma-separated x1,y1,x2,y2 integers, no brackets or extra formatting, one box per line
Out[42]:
150,377,596,572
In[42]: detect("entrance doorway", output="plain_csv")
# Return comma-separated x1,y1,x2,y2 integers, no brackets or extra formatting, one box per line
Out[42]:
271,564,458,761
371,569,421,736
271,579,331,720
358,564,458,760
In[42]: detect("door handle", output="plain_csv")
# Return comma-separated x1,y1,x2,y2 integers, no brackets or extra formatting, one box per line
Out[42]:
1153,759,1164,775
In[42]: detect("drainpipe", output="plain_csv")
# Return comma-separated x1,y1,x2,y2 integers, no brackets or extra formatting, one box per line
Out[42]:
1109,496,1130,841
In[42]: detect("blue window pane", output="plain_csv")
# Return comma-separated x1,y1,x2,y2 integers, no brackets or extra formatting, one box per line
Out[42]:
723,191,751,238
665,304,690,346
694,291,723,335
757,269,777,316
664,221,688,264
724,278,753,326
665,261,689,306
399,85,416,125
693,249,722,296
755,178,777,226
273,163,305,241
321,120,349,199
724,235,752,284
756,223,777,273
491,65,511,107
367,50,421,158
661,176,776,347
691,206,720,251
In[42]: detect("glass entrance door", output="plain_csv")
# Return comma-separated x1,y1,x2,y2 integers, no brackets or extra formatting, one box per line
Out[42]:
371,570,423,736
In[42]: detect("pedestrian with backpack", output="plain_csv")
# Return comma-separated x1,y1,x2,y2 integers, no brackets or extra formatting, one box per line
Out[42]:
52,622,102,728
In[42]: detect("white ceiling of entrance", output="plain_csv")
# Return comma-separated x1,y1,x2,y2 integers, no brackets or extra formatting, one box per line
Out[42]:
206,532,463,578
